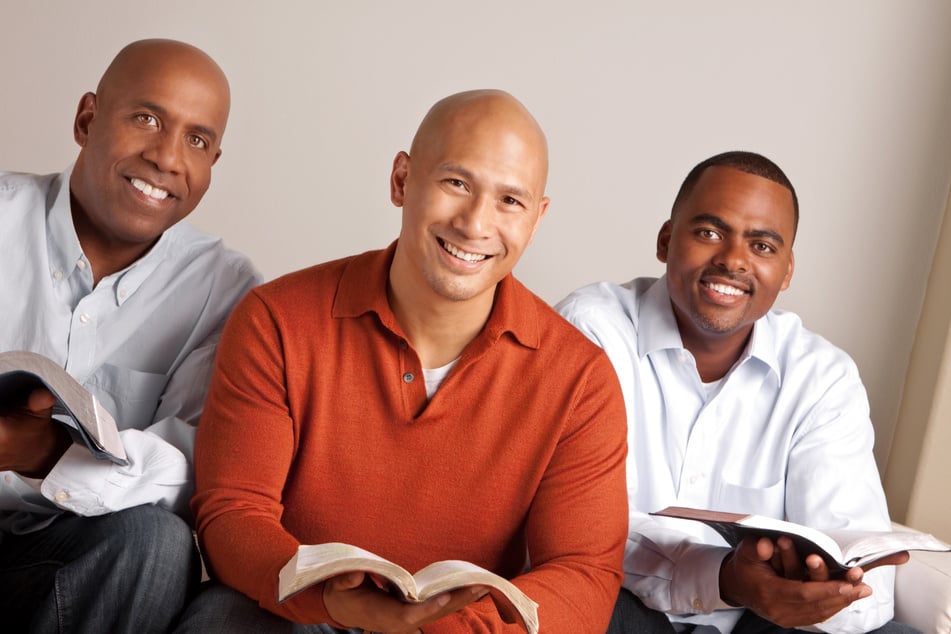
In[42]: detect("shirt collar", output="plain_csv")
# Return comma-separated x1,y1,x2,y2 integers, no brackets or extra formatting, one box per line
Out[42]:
46,165,85,285
638,275,781,378
46,163,174,306
333,240,540,350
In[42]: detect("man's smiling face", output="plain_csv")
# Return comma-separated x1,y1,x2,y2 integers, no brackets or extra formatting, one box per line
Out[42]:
70,40,229,258
390,92,549,307
657,165,796,348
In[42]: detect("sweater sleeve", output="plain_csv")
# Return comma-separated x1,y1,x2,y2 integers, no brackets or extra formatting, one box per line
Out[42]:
191,290,324,622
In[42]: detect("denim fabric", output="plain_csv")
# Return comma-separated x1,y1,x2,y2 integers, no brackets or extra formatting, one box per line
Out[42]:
732,610,922,634
606,589,677,634
174,582,360,633
0,504,199,633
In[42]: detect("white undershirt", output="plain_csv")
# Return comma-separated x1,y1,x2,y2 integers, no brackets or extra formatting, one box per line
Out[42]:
423,358,459,398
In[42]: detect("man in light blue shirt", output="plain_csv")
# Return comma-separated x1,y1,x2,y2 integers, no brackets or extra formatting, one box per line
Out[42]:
0,39,260,632
556,151,914,633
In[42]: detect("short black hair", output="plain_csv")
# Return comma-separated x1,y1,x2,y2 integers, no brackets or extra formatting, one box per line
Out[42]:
671,151,799,234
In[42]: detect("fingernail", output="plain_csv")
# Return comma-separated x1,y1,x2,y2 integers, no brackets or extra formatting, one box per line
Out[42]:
437,594,451,607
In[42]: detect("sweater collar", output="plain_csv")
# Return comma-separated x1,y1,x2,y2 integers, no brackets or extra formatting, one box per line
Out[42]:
333,240,540,350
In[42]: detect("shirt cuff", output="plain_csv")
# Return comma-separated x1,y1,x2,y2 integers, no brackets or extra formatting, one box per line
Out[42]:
670,544,731,614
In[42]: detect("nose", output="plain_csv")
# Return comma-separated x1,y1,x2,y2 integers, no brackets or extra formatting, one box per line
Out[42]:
452,194,494,238
714,239,749,273
142,131,184,174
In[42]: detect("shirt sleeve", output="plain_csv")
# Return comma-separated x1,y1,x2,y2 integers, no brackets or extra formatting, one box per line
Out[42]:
39,333,223,519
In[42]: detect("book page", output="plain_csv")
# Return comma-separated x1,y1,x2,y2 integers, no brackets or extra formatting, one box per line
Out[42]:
823,528,951,567
279,543,415,601
413,559,539,634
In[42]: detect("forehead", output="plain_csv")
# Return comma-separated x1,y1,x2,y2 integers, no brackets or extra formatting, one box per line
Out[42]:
678,166,796,236
102,56,229,138
425,110,547,194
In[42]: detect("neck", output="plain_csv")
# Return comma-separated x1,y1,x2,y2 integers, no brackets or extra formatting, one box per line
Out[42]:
679,325,752,383
387,268,494,370
70,195,154,286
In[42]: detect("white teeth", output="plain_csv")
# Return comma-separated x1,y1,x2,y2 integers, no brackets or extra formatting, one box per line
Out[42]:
130,177,169,200
442,240,487,262
707,282,745,296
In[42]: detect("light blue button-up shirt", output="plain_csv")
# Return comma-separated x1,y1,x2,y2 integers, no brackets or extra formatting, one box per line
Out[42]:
556,276,894,633
0,167,261,532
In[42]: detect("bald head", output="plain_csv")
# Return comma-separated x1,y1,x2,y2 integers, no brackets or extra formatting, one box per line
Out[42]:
409,89,549,189
96,39,231,134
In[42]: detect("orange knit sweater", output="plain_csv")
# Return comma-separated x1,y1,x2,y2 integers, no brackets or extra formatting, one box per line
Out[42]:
192,244,628,632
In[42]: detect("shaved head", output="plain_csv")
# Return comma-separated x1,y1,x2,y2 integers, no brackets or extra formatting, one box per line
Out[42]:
96,39,231,133
409,89,549,191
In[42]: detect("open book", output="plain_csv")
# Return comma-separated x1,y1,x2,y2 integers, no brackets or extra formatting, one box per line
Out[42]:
278,543,539,634
0,350,127,465
651,506,950,573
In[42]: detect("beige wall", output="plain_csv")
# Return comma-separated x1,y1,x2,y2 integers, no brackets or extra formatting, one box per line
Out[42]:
886,190,951,542
4,2,951,521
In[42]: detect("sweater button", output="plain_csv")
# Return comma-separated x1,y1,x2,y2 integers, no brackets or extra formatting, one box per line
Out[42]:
402,372,415,383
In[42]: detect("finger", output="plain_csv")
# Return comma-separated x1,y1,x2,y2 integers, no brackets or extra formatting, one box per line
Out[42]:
776,536,805,579
754,536,775,562
27,388,57,413
328,571,367,591
805,554,831,581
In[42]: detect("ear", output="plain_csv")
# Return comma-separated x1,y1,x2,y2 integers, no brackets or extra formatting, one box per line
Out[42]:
73,92,97,147
211,148,222,166
780,250,795,291
526,196,551,243
656,220,672,263
390,151,410,207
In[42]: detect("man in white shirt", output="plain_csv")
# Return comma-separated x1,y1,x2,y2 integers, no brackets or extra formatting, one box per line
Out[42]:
0,39,260,632
556,151,914,633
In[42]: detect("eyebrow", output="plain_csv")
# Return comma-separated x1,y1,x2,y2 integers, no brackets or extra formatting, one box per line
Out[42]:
138,101,220,143
690,213,786,247
439,163,534,204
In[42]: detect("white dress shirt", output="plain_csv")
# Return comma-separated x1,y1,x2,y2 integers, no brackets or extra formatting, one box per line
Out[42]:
556,276,894,634
0,167,261,532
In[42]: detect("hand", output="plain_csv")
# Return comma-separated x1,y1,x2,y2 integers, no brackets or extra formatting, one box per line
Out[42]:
0,387,73,477
323,571,490,634
719,536,872,628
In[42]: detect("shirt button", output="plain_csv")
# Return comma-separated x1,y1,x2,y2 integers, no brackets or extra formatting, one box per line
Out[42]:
119,290,128,300
54,490,70,503
402,372,415,383
53,270,64,280
79,313,90,324
77,260,87,270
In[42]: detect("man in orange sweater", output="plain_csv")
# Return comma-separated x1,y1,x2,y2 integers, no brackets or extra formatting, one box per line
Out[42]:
177,90,629,633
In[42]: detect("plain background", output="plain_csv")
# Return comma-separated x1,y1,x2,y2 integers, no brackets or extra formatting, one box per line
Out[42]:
4,1,951,480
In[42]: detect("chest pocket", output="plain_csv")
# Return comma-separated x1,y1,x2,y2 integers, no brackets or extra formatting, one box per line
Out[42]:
85,364,169,431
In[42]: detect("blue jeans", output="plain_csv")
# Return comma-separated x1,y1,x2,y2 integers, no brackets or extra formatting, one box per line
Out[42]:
607,589,921,634
0,504,200,633
732,610,922,634
175,582,358,633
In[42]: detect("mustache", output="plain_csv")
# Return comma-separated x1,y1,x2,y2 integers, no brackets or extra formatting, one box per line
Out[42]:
700,268,753,287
